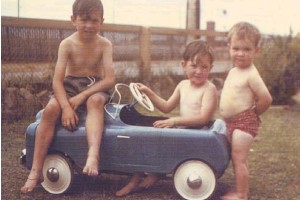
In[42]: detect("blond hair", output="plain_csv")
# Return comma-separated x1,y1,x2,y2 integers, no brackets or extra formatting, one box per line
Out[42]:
228,22,261,47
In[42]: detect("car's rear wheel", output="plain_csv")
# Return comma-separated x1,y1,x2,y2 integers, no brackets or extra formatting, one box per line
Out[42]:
174,160,216,200
41,153,73,194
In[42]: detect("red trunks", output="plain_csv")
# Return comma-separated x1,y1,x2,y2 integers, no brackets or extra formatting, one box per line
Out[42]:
224,108,260,138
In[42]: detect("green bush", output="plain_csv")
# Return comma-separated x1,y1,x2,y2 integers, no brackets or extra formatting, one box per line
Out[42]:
256,34,300,104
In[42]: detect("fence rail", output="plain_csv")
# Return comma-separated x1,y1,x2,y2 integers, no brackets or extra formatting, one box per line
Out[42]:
1,17,229,82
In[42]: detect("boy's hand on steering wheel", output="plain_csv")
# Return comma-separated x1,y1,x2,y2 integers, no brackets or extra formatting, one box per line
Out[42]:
135,83,150,94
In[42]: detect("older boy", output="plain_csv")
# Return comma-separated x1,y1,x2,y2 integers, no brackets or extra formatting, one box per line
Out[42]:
116,40,218,197
21,0,115,193
220,22,272,200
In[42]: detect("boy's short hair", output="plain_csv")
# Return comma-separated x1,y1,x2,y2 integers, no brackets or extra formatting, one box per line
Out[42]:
182,40,214,64
73,0,104,18
228,22,261,47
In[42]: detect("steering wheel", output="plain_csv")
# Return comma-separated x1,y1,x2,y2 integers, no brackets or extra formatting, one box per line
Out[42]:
129,83,154,111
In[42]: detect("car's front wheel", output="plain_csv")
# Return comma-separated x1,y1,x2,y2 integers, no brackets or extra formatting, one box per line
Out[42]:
41,153,73,194
173,160,216,200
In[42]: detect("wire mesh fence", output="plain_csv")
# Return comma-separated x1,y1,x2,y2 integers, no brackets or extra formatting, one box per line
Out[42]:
1,17,229,120
1,17,229,87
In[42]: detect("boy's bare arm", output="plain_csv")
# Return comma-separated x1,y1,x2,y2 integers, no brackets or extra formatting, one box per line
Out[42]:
249,70,272,115
137,83,180,113
52,40,72,110
53,39,79,130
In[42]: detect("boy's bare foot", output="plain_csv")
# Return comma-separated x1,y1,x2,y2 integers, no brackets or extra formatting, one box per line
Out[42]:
83,155,99,176
138,174,159,189
21,171,44,193
115,181,139,197
221,191,248,200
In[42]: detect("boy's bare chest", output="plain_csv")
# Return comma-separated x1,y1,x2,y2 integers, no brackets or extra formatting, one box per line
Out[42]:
224,71,249,91
180,87,205,105
70,47,102,67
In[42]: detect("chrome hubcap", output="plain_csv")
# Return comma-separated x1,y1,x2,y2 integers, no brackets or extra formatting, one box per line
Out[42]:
187,173,202,189
47,167,59,182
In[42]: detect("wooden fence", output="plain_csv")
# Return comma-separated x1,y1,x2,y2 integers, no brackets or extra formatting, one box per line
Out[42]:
1,17,229,81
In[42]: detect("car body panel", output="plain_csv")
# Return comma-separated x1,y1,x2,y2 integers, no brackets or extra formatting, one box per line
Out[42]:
24,104,230,178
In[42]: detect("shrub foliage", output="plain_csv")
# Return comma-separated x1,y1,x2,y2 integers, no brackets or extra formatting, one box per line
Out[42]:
256,33,300,104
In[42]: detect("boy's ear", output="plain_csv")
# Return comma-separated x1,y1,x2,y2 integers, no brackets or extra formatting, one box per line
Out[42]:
71,15,76,25
255,47,260,54
180,60,187,69
227,43,231,50
254,47,260,58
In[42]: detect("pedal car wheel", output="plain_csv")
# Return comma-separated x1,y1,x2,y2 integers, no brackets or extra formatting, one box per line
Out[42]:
129,83,154,111
174,160,216,200
41,154,73,194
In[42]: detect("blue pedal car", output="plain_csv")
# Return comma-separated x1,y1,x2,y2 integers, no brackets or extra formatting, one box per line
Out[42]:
21,83,230,200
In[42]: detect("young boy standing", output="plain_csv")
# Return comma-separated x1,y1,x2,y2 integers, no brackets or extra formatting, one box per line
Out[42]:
21,0,115,193
115,40,218,197
220,22,272,200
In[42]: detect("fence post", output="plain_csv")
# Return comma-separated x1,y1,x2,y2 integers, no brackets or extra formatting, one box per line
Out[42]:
139,27,151,81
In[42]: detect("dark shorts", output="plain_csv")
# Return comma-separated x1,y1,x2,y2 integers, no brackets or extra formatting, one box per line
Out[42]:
64,76,109,99
60,76,110,112
224,108,260,138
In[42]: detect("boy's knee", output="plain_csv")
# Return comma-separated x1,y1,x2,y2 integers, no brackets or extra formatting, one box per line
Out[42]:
43,99,61,118
86,94,106,107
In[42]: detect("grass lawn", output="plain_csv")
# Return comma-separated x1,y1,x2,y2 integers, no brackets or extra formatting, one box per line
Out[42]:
1,106,300,200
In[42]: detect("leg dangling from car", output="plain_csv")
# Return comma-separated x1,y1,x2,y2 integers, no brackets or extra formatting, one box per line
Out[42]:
115,173,143,197
83,94,107,176
21,99,60,193
138,173,159,189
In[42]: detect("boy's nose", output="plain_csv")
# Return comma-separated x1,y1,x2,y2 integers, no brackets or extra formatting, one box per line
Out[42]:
195,67,204,73
237,50,245,56
85,21,95,28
